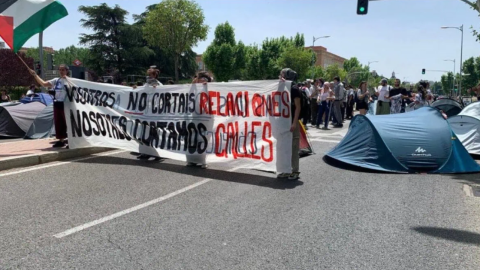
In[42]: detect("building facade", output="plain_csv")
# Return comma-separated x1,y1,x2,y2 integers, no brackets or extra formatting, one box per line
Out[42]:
18,46,55,54
308,46,346,68
195,54,208,72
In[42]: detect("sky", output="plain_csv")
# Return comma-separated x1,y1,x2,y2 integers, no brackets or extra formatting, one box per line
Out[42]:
3,0,480,83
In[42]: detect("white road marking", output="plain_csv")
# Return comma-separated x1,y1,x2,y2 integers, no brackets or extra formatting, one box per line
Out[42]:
54,168,238,238
0,150,126,178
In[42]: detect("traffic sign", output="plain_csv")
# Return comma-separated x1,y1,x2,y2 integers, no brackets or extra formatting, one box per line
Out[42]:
73,59,82,66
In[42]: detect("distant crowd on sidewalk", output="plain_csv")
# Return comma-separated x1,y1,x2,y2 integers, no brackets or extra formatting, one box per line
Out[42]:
294,77,446,130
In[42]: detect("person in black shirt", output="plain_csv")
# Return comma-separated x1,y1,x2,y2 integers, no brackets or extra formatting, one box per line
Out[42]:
387,79,407,114
278,68,301,181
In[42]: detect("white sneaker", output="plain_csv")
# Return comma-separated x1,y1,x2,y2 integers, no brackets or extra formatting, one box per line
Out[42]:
201,164,208,169
277,173,290,179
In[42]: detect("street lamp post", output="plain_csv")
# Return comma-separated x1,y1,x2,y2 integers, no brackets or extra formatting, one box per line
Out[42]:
367,61,378,91
310,35,330,79
441,25,463,97
444,59,455,96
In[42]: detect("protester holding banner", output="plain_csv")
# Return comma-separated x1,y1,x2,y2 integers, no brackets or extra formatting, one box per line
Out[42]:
136,67,164,161
277,68,301,180
184,72,213,169
29,64,69,148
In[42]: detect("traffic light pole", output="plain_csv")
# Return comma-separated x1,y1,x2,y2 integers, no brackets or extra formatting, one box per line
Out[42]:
39,31,44,80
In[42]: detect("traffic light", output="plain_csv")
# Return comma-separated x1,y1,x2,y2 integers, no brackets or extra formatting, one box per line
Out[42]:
47,54,54,70
357,0,369,15
35,61,41,76
422,69,426,75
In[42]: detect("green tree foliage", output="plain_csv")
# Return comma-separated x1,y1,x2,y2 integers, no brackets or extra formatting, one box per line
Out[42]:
78,3,154,80
461,57,479,91
133,5,197,80
143,0,209,82
324,64,348,82
458,0,480,41
277,46,313,81
343,57,361,73
441,72,455,95
233,41,247,79
54,45,92,66
203,22,236,82
24,48,47,69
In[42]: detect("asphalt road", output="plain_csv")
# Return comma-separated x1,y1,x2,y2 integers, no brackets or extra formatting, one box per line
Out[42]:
1,123,480,269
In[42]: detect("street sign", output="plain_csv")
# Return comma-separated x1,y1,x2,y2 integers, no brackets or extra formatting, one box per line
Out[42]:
73,59,82,66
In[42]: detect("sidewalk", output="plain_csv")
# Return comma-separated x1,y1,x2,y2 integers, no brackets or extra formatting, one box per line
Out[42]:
0,139,112,171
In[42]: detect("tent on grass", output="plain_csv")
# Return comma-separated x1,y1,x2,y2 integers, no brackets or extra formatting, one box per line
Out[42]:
0,102,46,138
299,121,314,156
19,93,54,106
24,104,55,139
326,107,480,174
448,102,480,155
431,98,463,117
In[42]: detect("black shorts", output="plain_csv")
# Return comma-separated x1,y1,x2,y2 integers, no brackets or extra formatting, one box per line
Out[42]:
356,101,368,110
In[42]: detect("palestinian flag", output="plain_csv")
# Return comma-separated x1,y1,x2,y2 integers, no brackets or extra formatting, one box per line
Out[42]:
0,0,68,52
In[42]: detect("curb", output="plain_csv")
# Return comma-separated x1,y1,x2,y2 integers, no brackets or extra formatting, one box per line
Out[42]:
0,147,113,172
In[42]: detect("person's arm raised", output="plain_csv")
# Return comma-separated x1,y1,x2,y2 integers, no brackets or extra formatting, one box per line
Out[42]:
28,69,53,88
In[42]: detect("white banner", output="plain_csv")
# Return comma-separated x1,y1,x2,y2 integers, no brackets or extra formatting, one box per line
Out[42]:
63,79,293,173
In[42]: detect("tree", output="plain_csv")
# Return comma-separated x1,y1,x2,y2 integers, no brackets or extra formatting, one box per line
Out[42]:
24,47,47,69
233,41,247,80
78,4,153,81
277,46,314,81
244,45,262,80
343,57,361,73
324,64,347,82
458,0,480,41
0,49,36,98
133,5,197,80
143,0,209,82
203,22,236,82
462,57,479,91
441,72,455,95
54,45,92,67
78,4,127,76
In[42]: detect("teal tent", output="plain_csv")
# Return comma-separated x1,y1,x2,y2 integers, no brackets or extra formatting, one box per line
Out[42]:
326,107,480,174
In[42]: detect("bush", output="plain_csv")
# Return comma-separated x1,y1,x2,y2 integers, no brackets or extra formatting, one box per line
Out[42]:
0,86,28,101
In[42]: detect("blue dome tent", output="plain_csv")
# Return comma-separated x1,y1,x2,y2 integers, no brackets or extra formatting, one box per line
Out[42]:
326,107,480,174
19,93,54,106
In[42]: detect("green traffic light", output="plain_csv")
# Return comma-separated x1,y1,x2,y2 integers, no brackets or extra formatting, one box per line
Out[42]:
359,7,365,12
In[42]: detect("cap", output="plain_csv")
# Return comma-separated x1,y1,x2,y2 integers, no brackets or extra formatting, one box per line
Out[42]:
26,90,34,96
381,78,388,83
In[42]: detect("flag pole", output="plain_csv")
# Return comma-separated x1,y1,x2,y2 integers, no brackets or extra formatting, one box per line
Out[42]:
15,53,31,70
39,31,44,79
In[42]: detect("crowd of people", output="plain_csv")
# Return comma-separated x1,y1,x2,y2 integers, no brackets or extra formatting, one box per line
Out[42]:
295,77,440,130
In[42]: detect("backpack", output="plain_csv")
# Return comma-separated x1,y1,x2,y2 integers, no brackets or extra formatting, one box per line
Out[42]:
300,88,309,115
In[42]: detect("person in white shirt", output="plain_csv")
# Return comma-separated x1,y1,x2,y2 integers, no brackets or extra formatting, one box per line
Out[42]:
29,64,69,148
425,82,433,106
316,82,334,130
375,78,391,115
